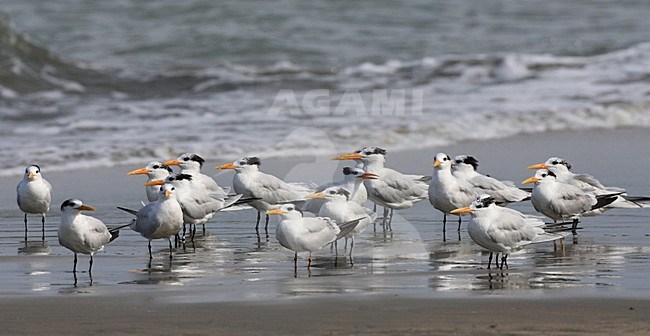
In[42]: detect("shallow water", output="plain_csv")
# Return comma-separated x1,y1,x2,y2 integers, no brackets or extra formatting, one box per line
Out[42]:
2,189,650,302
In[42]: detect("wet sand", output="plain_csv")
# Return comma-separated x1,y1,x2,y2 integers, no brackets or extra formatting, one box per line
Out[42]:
1,127,650,334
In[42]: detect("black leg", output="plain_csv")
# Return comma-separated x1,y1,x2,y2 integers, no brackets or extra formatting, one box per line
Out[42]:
202,223,206,236
89,254,94,274
502,254,509,270
572,218,578,235
148,241,153,260
255,211,261,232
265,214,270,232
494,253,500,269
457,216,461,232
349,237,355,257
488,252,493,269
41,214,46,240
73,253,78,273
443,213,447,233
24,214,28,234
169,239,173,260
388,209,394,231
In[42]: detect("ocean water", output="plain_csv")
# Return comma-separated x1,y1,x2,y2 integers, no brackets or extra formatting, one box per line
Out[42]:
2,1,650,175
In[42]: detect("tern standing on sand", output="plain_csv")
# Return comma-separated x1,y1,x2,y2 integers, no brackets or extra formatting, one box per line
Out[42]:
429,153,475,233
17,165,52,238
302,167,376,215
58,199,118,275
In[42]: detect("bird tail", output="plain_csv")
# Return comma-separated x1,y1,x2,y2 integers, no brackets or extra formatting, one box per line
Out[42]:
592,192,623,210
532,231,566,244
336,217,363,240
116,206,139,216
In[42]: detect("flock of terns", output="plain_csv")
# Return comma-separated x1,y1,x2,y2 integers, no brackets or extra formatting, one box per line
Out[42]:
15,148,650,280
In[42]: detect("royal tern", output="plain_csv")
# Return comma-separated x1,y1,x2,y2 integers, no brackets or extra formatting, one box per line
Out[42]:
145,174,242,242
452,155,530,204
523,169,619,232
165,153,228,197
267,204,360,269
17,165,52,238
528,157,648,213
301,167,376,215
58,199,119,275
122,184,183,260
429,153,475,233
127,161,173,202
307,187,375,257
217,156,311,232
334,147,428,228
451,195,564,269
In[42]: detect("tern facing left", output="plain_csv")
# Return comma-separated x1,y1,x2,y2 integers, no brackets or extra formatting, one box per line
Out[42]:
127,161,173,202
452,155,530,204
17,165,52,237
165,153,228,198
267,204,360,270
451,195,564,270
58,199,119,274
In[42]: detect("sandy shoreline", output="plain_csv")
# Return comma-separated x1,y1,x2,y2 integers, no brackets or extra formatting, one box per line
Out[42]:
1,127,650,334
2,295,649,335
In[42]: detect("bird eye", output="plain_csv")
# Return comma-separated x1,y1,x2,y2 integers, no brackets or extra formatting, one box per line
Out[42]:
183,157,189,161
171,187,175,190
552,160,558,165
153,165,159,169
239,161,245,165
329,191,336,194
365,151,371,155
542,174,547,177
476,204,482,208
169,177,175,181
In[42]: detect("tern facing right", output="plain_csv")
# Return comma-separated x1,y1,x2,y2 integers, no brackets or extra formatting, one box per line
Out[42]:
451,195,564,269
267,204,360,270
17,165,52,238
58,199,119,274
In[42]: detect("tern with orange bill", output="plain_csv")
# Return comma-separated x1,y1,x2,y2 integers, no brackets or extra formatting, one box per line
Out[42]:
429,153,475,235
127,161,173,202
267,204,360,271
164,153,228,198
17,165,52,240
451,195,564,270
58,199,119,277
302,167,376,215
333,147,428,229
217,156,312,232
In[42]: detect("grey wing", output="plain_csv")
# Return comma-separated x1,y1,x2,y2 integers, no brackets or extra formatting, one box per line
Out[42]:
83,216,111,250
374,170,427,204
485,208,536,248
133,204,159,236
551,186,594,216
250,173,301,203
573,173,607,190
469,175,508,192
297,217,339,246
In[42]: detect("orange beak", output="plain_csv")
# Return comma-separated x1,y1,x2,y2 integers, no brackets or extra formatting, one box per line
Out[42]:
450,207,472,215
216,163,237,170
28,172,36,179
78,204,96,211
127,167,150,176
332,153,363,161
304,192,326,199
522,176,540,184
164,189,171,197
266,209,285,215
144,179,165,186
433,160,442,167
359,172,379,180
164,159,182,166
527,163,549,170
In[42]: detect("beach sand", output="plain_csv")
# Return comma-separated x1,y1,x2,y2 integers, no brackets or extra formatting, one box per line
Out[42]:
1,128,650,335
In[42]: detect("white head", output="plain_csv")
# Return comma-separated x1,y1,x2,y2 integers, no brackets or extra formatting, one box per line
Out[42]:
432,153,453,170
527,157,572,173
158,183,178,200
522,169,557,185
306,187,351,203
60,199,95,213
333,147,386,166
266,204,303,220
23,165,44,181
145,173,193,188
452,155,479,174
127,161,173,178
217,156,261,173
450,194,496,215
165,153,206,171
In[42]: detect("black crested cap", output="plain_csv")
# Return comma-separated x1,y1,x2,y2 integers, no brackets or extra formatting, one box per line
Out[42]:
188,154,205,167
161,164,173,173
363,147,386,155
458,156,479,170
547,170,557,178
244,156,261,166
173,173,193,181
61,199,78,211
342,167,356,175
479,195,495,207
26,164,40,172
